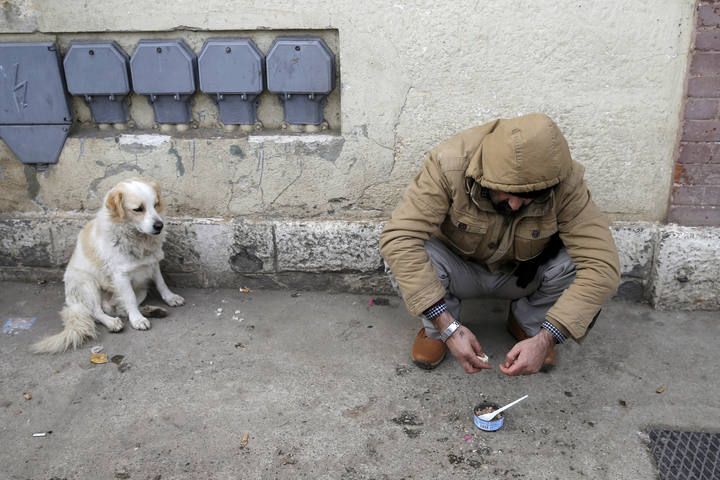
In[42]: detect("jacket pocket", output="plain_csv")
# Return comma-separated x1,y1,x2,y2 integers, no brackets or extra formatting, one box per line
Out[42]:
514,218,558,261
440,208,488,255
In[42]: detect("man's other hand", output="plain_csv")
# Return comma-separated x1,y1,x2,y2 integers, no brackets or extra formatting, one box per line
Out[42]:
499,329,554,376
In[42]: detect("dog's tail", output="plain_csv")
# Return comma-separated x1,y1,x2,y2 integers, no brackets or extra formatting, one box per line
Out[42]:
31,304,97,354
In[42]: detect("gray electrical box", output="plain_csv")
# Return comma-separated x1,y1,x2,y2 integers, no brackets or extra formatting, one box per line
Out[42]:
0,42,72,164
266,37,335,126
198,38,264,125
64,41,131,124
130,39,196,124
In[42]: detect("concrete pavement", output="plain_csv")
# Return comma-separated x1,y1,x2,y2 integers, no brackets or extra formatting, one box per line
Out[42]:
1,280,718,479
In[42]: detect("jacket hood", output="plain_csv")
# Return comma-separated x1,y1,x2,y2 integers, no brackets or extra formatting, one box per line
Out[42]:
470,113,572,193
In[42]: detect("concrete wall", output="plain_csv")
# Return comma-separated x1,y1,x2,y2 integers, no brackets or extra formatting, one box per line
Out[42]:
0,0,695,221
3,1,719,311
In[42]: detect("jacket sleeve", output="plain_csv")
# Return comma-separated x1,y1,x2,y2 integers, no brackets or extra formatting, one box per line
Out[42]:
379,154,451,316
546,170,621,340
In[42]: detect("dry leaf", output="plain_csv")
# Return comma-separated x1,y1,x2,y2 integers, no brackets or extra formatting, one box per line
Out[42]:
656,385,666,394
23,392,32,401
239,287,251,294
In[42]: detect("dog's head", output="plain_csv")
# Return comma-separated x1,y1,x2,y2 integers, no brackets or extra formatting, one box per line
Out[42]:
104,178,166,235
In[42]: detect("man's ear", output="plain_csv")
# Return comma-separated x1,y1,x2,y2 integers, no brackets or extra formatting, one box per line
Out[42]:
105,188,125,221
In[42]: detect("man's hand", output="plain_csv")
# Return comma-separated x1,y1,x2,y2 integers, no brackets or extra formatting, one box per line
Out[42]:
433,312,491,374
499,329,554,376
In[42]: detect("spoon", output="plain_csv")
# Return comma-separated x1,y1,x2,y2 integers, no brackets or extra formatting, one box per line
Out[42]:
476,394,529,421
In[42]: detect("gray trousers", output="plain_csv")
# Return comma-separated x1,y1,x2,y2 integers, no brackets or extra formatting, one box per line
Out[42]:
389,238,576,340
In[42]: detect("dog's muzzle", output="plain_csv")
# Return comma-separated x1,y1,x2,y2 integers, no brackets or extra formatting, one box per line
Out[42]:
152,220,164,234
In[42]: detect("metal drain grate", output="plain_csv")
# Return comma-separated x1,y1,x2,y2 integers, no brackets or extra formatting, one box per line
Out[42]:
648,430,720,480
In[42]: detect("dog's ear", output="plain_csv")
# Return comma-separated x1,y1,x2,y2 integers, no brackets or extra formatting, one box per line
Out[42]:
147,179,164,211
105,188,125,221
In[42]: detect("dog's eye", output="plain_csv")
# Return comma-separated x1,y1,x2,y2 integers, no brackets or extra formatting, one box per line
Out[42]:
133,206,145,213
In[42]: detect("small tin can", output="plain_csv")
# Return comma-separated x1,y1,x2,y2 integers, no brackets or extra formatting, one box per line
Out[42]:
473,402,504,432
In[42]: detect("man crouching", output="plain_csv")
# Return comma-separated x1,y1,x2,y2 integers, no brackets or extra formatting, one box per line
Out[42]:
380,113,620,375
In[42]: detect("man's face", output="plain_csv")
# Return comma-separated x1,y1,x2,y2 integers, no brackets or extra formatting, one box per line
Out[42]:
488,190,534,216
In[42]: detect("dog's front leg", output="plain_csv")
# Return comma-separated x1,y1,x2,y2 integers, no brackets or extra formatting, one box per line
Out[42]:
153,264,185,307
112,273,151,330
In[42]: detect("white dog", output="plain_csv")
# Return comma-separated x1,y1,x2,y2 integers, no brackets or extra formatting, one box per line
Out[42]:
32,178,184,353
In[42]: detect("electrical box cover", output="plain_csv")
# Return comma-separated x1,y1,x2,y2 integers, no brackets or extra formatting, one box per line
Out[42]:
64,41,130,95
0,42,72,125
0,42,71,164
64,41,130,123
266,37,335,94
199,38,263,94
130,39,196,95
130,39,197,124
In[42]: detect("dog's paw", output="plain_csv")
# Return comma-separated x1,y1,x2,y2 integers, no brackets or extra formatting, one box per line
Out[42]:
107,317,124,332
163,293,185,307
129,315,151,330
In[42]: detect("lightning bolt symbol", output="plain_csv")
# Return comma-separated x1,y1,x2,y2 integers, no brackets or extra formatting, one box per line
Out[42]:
12,63,28,112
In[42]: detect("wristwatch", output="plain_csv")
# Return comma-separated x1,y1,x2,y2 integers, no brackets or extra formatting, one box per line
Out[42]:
439,319,461,342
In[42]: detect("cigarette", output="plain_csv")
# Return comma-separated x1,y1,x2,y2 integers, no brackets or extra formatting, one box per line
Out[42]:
477,353,489,363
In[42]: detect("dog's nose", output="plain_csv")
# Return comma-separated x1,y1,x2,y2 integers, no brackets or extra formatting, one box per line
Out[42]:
153,220,164,233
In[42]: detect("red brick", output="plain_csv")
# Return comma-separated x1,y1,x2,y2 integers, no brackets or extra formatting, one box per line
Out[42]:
706,186,720,204
684,98,720,119
690,53,720,75
668,205,720,226
698,4,720,29
696,31,720,51
672,185,706,204
671,185,720,205
687,77,720,97
682,120,720,141
675,164,720,185
678,142,720,164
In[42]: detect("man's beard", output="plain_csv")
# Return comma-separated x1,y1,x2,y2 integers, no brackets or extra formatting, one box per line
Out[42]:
490,199,523,217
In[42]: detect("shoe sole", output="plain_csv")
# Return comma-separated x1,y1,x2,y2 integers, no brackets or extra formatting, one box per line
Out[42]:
412,352,446,370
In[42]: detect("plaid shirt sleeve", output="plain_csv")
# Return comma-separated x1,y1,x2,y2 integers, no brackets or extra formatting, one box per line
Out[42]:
423,300,447,321
541,320,567,344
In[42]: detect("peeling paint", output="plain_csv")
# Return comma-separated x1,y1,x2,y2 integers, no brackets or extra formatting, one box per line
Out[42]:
229,145,246,158
88,164,145,194
22,165,40,200
169,146,185,176
248,134,338,144
118,134,171,152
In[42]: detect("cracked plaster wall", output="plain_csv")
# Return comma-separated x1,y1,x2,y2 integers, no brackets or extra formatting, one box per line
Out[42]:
0,0,696,222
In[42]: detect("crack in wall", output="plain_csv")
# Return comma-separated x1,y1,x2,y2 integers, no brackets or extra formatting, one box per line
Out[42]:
271,158,304,205
256,145,265,204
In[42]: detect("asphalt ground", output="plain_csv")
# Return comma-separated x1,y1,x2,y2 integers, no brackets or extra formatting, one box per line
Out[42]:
1,281,718,479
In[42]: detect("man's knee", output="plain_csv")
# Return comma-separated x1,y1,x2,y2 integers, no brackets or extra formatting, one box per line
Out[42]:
540,249,576,286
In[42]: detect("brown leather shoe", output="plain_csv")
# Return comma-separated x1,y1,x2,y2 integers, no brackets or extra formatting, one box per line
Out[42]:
411,328,447,370
506,311,557,367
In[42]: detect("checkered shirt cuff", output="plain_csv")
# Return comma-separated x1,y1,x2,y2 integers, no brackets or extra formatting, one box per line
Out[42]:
541,321,567,344
423,300,447,321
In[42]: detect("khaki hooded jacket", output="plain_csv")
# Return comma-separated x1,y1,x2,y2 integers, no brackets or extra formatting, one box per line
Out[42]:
379,113,620,340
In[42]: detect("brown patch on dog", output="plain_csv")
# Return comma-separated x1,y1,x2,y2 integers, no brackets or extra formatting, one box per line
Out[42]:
79,221,103,268
148,179,164,212
105,187,125,222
